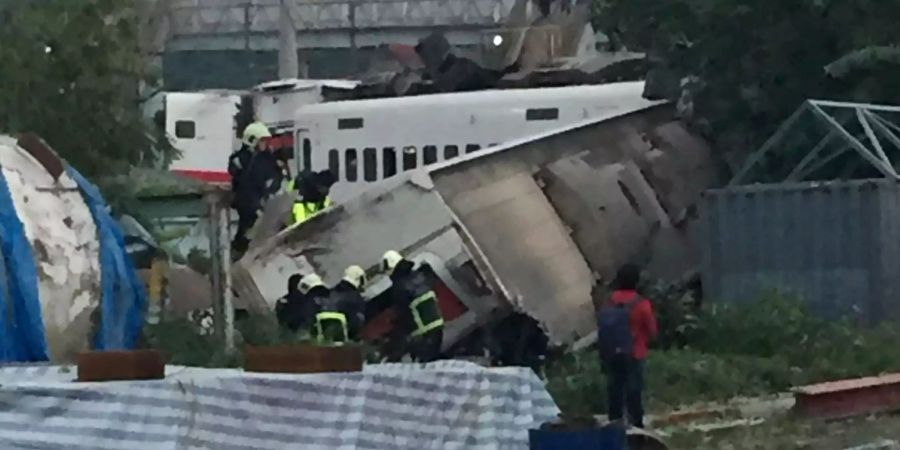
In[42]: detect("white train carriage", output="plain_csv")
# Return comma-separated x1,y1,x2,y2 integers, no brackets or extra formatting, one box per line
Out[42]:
292,81,655,201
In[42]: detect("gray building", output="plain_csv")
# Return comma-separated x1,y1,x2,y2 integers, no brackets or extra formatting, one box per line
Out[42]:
140,0,516,90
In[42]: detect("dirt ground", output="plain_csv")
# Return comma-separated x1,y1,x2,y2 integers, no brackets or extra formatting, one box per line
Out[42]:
666,413,900,450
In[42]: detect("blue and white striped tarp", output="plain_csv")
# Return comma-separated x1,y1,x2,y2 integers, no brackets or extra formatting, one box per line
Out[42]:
0,361,559,449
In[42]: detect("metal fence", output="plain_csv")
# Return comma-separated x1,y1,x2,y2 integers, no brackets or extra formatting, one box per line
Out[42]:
700,179,900,323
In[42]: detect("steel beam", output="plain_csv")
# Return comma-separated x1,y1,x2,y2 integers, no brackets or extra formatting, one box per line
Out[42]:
729,102,810,185
856,107,893,169
808,102,899,179
793,373,900,419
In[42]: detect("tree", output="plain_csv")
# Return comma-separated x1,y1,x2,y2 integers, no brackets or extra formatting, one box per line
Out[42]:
0,0,174,178
593,0,900,174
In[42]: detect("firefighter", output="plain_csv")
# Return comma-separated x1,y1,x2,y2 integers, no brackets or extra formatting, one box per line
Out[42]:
330,265,368,341
288,170,337,226
382,250,444,362
229,121,279,255
296,273,348,346
275,273,316,334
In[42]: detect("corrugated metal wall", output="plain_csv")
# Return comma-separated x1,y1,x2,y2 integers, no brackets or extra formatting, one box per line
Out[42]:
701,179,900,323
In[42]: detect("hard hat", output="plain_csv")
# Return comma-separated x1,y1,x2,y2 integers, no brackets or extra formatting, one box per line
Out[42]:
242,121,272,147
343,265,367,289
381,250,403,273
298,273,324,294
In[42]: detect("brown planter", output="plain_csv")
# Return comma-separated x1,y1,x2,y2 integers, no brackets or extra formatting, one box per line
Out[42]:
77,350,166,382
244,344,363,374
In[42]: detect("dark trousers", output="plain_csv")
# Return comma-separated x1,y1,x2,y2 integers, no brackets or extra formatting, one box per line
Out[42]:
604,355,645,428
232,207,258,255
408,329,443,363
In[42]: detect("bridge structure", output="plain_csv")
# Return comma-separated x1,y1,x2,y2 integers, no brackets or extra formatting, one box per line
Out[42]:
140,0,518,89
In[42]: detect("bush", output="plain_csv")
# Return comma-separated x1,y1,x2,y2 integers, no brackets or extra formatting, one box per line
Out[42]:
143,312,387,367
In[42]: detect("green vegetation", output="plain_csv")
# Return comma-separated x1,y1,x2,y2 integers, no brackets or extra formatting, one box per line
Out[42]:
593,0,900,172
546,291,900,415
143,312,384,367
669,414,900,450
0,0,175,177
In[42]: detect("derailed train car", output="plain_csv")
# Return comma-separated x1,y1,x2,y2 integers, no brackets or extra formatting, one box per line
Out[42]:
232,99,719,357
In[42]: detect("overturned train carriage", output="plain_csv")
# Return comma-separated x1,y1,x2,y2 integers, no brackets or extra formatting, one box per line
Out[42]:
233,100,718,352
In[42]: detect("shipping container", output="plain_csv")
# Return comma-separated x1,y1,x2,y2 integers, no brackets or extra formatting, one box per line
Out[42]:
700,179,900,323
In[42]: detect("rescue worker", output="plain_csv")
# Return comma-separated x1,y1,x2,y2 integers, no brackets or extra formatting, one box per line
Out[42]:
382,250,445,362
329,265,368,341
289,170,337,226
275,274,315,333
298,273,348,346
228,121,282,255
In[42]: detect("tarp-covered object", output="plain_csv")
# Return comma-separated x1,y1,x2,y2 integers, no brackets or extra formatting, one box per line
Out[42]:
67,167,146,351
0,136,145,361
0,361,559,449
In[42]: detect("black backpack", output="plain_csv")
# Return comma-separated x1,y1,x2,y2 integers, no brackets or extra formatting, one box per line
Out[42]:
597,295,640,361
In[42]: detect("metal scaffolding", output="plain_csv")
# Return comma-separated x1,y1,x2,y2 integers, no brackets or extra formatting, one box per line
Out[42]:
730,100,900,185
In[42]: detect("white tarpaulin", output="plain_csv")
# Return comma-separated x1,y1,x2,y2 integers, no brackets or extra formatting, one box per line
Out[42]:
0,361,559,449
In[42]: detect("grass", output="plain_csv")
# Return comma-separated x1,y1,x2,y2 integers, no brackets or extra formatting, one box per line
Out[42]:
667,414,900,450
545,291,900,416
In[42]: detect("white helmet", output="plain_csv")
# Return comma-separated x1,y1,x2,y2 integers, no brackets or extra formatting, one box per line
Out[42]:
343,265,367,289
381,250,403,273
298,273,324,295
242,121,271,147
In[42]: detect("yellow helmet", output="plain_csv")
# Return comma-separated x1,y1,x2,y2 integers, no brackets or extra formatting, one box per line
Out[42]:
242,121,272,147
343,265,367,289
381,250,403,273
298,273,324,294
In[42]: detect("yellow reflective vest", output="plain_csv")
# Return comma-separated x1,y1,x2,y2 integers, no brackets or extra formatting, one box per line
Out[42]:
292,198,333,225
314,311,349,345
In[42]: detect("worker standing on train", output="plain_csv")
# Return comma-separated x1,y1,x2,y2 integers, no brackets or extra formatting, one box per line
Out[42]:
289,170,337,226
229,122,281,255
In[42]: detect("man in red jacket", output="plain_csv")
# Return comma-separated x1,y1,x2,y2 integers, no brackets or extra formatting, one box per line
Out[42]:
602,263,658,428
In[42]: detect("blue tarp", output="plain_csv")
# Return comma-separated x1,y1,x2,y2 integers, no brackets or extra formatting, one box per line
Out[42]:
0,168,48,362
67,167,146,350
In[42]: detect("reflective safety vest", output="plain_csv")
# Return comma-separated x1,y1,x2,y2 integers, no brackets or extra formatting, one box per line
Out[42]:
314,311,349,345
292,197,333,225
409,290,444,337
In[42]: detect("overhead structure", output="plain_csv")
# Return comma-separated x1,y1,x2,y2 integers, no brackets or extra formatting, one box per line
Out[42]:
731,100,900,185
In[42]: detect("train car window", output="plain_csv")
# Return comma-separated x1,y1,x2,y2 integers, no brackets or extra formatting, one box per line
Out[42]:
402,146,417,171
465,144,480,154
423,145,438,164
383,147,397,177
363,147,377,181
338,118,364,130
328,149,340,178
302,138,312,172
345,148,358,182
174,120,196,139
444,145,459,160
525,108,559,121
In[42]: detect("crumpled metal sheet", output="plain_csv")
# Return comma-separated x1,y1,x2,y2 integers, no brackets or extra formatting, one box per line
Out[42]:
0,137,100,362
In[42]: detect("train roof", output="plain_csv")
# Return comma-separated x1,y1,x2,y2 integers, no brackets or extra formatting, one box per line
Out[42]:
294,81,648,117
